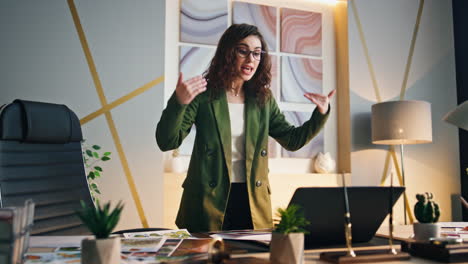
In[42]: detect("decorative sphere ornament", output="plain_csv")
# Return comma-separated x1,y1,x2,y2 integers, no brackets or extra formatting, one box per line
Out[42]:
314,152,336,173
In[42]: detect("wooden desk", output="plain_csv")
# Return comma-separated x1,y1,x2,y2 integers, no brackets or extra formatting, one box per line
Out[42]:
235,247,442,264
27,236,442,264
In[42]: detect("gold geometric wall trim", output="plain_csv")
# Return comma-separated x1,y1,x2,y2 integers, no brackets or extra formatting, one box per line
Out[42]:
80,76,164,125
351,0,425,224
350,0,382,102
67,0,160,228
399,0,425,100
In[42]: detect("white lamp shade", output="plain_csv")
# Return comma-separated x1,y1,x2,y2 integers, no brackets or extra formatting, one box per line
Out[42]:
371,100,432,145
443,100,468,131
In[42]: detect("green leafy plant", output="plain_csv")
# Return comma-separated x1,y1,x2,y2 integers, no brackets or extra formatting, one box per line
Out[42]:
82,142,112,202
274,204,310,234
414,192,440,223
77,200,124,239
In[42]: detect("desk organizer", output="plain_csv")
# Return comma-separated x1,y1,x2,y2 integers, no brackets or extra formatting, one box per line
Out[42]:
0,200,35,264
401,240,468,263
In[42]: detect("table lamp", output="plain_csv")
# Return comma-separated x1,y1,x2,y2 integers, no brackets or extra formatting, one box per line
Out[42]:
444,100,468,131
371,100,433,224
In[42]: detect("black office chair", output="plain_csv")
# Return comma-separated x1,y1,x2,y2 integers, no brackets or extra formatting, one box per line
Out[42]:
0,99,94,235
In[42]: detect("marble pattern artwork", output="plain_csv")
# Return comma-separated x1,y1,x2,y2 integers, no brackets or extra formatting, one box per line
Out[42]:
180,46,215,80
281,56,322,104
281,8,322,56
270,55,278,99
281,111,324,158
232,2,277,51
180,0,227,45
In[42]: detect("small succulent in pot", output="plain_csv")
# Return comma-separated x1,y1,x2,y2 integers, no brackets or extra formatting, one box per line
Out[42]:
414,192,440,223
77,200,124,264
413,193,441,241
274,204,310,234
270,204,310,264
77,200,124,238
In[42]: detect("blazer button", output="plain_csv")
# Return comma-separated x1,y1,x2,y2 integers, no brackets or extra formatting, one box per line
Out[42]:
256,180,262,187
261,149,267,157
209,181,217,188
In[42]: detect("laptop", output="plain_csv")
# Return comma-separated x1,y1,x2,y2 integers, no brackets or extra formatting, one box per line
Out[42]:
287,186,405,248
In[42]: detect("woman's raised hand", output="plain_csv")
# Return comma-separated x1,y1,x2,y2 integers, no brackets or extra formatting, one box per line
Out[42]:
304,89,336,114
175,72,207,105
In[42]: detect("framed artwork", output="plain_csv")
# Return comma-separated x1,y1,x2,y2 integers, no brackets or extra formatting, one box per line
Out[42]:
176,1,336,172
180,0,228,45
281,8,322,56
180,46,216,79
232,2,277,51
281,56,322,104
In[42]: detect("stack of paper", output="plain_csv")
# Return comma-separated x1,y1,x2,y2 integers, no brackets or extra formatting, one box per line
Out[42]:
209,230,272,243
440,222,468,240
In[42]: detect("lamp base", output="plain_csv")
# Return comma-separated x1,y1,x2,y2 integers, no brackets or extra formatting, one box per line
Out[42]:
320,249,410,263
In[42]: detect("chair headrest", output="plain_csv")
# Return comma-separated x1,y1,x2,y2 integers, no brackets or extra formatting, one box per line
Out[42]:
0,99,83,143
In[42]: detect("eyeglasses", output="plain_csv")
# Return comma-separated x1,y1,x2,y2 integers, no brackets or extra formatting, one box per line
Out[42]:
235,47,266,61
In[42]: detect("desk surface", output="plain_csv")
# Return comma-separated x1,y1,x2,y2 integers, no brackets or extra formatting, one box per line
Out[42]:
27,235,443,264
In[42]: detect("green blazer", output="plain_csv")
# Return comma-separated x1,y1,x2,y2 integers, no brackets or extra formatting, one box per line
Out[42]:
156,90,329,232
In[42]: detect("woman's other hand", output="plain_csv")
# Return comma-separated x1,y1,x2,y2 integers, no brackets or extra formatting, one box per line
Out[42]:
304,89,336,114
175,72,207,105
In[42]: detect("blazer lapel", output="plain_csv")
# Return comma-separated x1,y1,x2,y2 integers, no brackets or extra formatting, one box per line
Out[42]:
245,94,259,182
211,91,232,181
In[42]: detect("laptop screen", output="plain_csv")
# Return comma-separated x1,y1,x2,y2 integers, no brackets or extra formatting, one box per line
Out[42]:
288,186,405,248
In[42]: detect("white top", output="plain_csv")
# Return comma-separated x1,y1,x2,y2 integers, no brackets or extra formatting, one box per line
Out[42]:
228,102,246,183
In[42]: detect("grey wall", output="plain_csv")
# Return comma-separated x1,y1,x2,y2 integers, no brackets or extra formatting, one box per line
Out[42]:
349,0,460,222
0,0,166,230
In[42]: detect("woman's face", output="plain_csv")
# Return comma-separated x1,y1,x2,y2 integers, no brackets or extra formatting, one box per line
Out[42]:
234,35,262,83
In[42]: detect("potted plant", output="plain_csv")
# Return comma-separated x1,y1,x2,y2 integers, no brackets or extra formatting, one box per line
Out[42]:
270,204,310,264
82,142,112,203
413,192,440,241
77,200,124,264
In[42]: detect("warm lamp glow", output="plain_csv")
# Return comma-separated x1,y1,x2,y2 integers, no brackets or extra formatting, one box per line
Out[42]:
371,100,432,145
371,100,432,225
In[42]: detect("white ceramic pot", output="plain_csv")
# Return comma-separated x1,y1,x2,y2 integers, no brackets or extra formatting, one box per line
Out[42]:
270,232,304,264
81,236,121,264
413,222,440,241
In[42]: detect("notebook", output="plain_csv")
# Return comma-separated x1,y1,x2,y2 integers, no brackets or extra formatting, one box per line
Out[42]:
287,186,405,248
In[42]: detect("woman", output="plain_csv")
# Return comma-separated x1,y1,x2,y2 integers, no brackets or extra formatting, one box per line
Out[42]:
156,23,335,232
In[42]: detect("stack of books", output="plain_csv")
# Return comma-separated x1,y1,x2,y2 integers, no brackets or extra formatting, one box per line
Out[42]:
0,200,35,264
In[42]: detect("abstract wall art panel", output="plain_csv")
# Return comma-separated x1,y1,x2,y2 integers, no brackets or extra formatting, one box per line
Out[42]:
281,8,322,56
180,0,228,45
281,111,324,158
270,54,278,99
179,46,215,80
281,56,322,104
232,2,277,51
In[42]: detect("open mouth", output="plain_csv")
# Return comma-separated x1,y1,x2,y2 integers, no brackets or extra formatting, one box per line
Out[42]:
241,65,254,75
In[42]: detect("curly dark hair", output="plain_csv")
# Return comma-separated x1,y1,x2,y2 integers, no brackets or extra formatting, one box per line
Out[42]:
204,23,272,106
